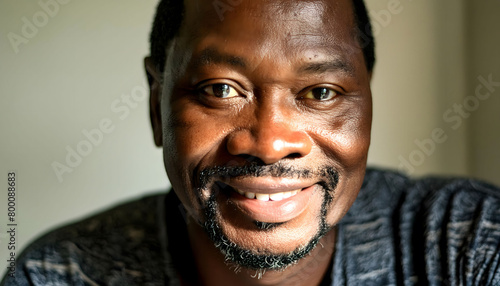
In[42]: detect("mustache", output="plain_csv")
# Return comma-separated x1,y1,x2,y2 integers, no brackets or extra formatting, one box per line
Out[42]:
198,163,339,198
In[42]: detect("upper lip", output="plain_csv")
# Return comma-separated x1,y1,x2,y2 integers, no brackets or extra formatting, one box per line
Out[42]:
219,177,318,194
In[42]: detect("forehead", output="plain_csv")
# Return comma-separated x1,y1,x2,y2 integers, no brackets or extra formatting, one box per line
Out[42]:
172,0,364,78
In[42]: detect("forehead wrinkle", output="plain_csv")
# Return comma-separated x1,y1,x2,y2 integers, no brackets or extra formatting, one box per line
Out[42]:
298,58,356,77
281,21,360,78
190,47,248,70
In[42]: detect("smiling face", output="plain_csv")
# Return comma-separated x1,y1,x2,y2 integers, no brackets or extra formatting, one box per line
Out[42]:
151,0,372,271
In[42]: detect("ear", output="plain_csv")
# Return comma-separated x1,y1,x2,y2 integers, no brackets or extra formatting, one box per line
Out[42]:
144,56,163,147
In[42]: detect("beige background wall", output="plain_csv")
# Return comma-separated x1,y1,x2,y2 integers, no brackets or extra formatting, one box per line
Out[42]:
367,0,500,182
1,0,499,278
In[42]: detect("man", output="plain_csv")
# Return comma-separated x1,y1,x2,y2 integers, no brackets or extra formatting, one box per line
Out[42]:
3,0,500,285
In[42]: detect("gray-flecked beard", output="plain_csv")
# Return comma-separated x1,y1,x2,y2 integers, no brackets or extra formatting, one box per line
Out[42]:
198,164,339,271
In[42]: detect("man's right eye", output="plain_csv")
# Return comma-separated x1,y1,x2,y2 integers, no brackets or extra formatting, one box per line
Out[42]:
202,84,239,98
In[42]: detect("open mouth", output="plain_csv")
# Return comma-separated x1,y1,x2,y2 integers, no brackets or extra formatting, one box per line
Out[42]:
216,181,304,202
235,188,303,201
214,181,316,223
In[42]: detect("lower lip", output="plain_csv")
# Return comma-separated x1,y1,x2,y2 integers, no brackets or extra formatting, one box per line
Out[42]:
228,185,316,223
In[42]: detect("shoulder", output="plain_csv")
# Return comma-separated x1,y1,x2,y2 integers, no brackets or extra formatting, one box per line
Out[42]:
350,168,500,217
1,192,172,286
339,168,500,285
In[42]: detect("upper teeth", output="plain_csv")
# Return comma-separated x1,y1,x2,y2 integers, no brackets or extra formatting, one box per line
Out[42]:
236,189,302,201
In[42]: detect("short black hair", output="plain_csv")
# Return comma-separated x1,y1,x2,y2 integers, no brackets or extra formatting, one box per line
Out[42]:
149,0,375,73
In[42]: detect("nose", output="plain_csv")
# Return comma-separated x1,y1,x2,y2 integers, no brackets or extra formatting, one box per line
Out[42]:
226,114,313,165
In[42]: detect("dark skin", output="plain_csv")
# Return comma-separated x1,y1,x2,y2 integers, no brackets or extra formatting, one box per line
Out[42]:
145,0,372,285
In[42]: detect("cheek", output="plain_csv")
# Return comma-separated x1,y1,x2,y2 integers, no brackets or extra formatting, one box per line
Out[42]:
309,102,372,170
162,102,232,219
166,107,214,160
163,98,238,177
314,100,371,226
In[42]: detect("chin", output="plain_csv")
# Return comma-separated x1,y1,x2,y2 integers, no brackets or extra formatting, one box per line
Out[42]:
201,185,334,271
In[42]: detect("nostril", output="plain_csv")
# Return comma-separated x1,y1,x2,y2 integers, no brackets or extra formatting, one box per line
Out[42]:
285,153,302,159
240,155,265,165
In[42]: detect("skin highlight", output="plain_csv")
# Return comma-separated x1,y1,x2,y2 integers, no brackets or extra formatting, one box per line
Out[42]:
146,0,372,285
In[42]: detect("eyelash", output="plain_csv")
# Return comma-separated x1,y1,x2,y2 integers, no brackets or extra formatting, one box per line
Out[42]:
197,82,343,102
200,83,240,99
299,87,340,101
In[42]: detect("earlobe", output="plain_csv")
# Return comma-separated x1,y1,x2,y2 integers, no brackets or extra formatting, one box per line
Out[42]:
144,56,163,147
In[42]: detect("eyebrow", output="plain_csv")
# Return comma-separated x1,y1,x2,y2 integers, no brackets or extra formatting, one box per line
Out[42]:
191,47,355,77
192,48,248,69
298,58,355,77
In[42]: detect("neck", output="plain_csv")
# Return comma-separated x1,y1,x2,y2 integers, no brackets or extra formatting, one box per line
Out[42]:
186,220,336,286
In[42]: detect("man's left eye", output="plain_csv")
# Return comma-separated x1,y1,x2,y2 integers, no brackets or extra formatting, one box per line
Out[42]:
203,84,239,98
303,87,337,101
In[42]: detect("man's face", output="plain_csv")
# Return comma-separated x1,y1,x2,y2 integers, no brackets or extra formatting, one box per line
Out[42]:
155,0,371,270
